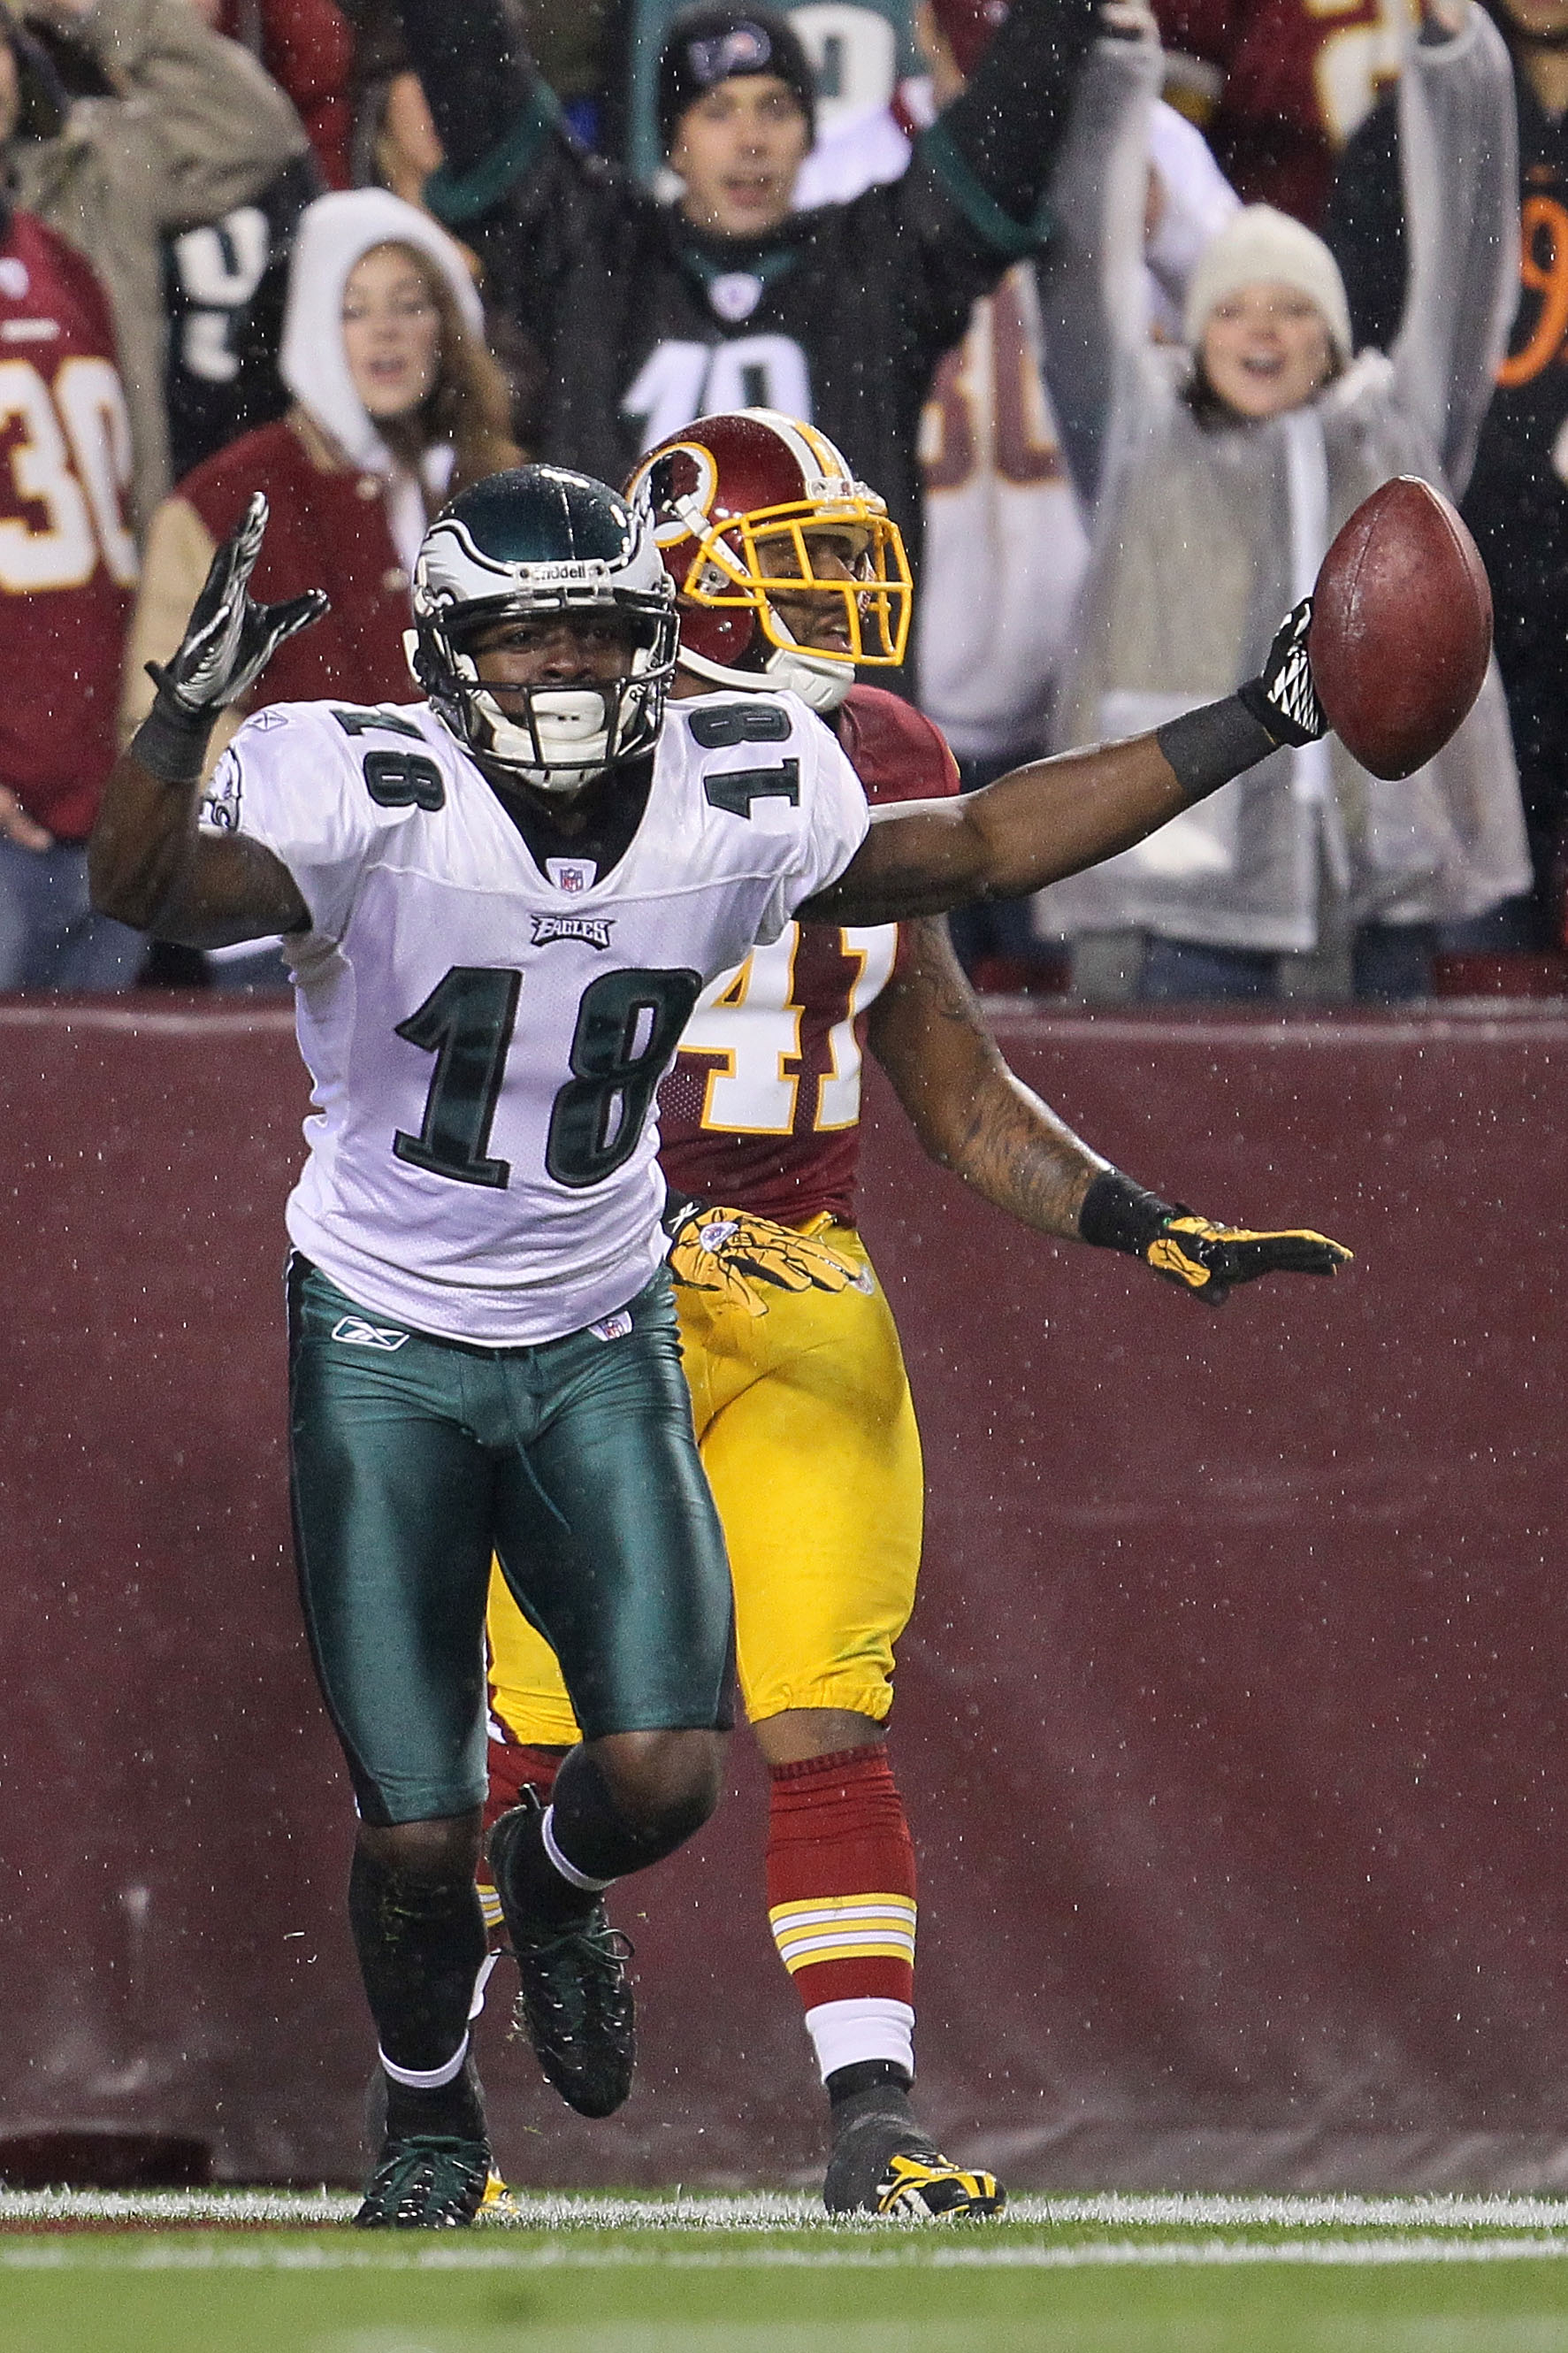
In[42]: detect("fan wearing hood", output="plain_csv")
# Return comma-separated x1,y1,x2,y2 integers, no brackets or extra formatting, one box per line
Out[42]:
120,188,519,774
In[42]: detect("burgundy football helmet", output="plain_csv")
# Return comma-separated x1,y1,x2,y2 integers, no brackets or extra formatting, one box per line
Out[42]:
624,408,912,710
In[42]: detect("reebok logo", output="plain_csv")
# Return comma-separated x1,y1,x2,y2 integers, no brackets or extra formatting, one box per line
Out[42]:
331,1315,409,1351
532,914,616,950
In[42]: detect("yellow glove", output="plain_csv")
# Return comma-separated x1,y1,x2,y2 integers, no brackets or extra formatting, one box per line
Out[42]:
667,1204,863,1318
1147,1210,1353,1305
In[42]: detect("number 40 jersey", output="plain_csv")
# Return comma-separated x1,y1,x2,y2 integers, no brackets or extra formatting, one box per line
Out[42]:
204,691,869,1345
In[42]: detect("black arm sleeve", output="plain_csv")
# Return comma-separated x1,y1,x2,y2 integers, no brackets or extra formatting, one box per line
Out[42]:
398,0,539,179
1321,94,1406,354
923,0,1103,243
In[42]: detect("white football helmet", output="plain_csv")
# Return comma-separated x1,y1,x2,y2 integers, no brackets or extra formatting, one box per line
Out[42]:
409,465,678,793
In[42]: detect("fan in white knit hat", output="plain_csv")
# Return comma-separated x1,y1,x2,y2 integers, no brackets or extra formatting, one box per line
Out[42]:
1183,203,1354,364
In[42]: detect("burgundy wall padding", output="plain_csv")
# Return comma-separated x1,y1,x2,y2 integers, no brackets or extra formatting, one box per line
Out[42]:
4,999,1567,2191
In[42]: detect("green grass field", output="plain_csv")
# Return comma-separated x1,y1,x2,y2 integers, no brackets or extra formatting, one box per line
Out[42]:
6,2191,1568,2353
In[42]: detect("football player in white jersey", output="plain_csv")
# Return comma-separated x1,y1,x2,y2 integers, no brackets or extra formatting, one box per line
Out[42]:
89,464,1341,2227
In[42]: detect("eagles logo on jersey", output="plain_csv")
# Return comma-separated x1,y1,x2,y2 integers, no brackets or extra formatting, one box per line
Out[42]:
409,466,680,793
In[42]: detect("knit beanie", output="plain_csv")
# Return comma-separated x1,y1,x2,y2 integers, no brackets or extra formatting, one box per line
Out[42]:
1182,204,1354,361
658,4,817,153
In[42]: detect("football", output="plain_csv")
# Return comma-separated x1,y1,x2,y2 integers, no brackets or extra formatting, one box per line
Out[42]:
1307,475,1492,780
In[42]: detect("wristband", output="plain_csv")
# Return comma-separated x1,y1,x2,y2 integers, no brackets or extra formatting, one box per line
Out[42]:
1154,695,1279,804
128,663,218,787
1078,1169,1174,1257
660,1184,697,1239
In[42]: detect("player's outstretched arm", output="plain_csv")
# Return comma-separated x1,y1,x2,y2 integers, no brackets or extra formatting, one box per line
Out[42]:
1079,1185,1353,1305
89,494,325,946
798,603,1324,929
867,916,1111,1238
870,918,1352,1303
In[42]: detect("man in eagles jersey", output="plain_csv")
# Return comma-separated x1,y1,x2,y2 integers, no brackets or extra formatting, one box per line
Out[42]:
89,462,1344,2227
394,0,1126,661
478,410,1353,2218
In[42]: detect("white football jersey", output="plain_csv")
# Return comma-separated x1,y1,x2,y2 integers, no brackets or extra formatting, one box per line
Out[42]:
203,692,869,1344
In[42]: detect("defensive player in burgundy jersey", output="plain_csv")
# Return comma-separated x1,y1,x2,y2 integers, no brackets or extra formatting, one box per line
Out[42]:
0,207,140,986
480,412,1353,2218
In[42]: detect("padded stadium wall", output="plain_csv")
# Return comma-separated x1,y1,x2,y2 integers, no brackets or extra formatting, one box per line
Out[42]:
4,999,1566,2191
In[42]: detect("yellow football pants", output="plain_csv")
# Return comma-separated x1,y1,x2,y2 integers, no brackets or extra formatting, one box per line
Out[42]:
486,1220,923,1739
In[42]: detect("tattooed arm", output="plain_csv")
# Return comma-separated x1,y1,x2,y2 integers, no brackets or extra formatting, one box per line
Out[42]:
866,917,1109,1240
868,919,1356,1299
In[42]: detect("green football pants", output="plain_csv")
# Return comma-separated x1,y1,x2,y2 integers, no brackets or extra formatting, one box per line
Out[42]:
286,1256,734,1826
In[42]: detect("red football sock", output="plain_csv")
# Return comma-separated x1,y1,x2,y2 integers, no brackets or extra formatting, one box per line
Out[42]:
478,1741,565,1945
765,1745,918,2077
484,1740,563,1841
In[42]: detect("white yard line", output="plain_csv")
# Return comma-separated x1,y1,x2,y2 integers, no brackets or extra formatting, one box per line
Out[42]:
1030,2194,1568,2231
4,2189,1567,2234
4,2232,1568,2273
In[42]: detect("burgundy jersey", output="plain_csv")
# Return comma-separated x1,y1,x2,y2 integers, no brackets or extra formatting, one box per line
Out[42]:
0,211,136,840
658,685,960,1228
1154,0,1400,227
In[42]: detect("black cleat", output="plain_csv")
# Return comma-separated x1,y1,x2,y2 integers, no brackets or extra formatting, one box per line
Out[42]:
487,1791,636,2119
823,2089,1006,2220
353,2134,492,2228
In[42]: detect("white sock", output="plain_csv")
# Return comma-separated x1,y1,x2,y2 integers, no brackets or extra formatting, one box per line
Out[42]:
804,1997,915,2085
541,1801,617,1893
378,2029,469,2091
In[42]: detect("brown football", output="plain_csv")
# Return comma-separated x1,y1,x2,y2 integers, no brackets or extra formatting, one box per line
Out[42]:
1307,475,1492,780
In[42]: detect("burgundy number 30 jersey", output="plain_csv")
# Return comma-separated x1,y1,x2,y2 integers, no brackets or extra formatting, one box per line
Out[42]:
0,211,137,841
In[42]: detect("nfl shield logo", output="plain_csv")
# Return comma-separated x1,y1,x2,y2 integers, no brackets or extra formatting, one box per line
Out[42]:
547,857,597,895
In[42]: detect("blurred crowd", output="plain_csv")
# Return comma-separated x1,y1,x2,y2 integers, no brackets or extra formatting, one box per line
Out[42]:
0,0,1561,1001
